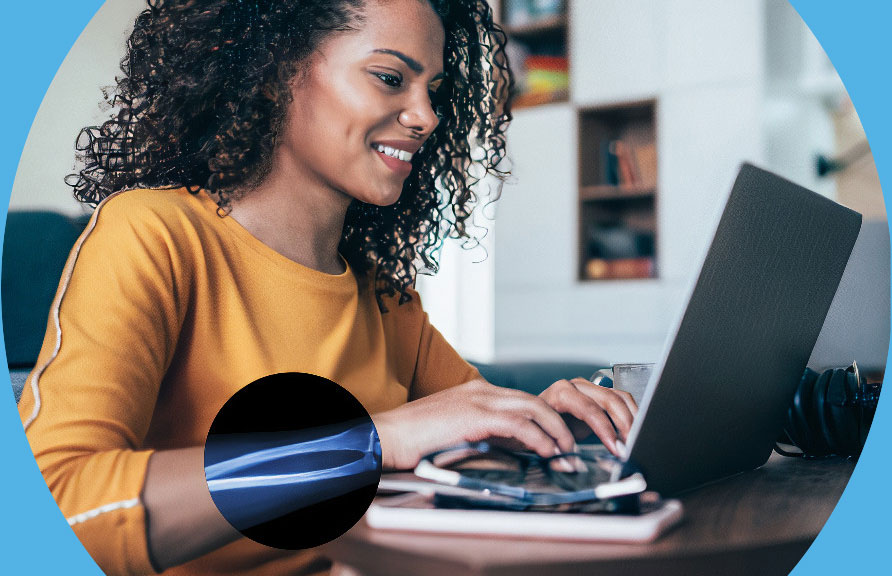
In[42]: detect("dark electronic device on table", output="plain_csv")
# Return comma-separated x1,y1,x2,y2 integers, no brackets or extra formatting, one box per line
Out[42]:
614,163,862,494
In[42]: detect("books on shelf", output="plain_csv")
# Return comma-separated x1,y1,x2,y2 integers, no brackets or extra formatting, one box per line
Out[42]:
511,89,569,109
599,139,657,188
585,257,655,280
525,54,568,71
584,224,655,280
525,55,568,87
522,54,568,99
526,70,569,93
504,42,569,108
613,141,637,188
500,1,568,109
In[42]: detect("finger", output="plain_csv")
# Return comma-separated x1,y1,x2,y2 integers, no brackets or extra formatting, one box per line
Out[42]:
614,388,639,416
545,386,621,455
541,379,622,454
580,377,639,416
506,394,578,455
570,378,637,439
540,379,611,450
542,379,626,438
578,382,634,439
577,403,621,456
488,415,561,459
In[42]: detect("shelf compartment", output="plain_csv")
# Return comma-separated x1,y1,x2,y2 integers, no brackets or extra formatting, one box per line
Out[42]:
578,101,657,189
500,1,569,111
577,100,659,281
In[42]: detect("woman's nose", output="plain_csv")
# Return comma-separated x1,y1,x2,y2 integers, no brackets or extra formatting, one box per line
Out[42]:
398,91,440,136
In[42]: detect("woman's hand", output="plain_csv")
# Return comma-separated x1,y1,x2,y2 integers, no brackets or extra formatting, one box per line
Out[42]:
373,379,578,470
372,377,637,470
539,377,638,456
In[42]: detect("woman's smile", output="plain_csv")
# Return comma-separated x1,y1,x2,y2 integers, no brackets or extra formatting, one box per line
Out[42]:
372,139,423,177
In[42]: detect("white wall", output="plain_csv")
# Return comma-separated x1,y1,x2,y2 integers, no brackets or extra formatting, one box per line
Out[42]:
487,0,768,363
11,0,144,215
415,219,496,362
763,0,841,198
423,0,876,366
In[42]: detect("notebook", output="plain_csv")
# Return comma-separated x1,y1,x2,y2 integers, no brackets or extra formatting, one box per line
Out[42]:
367,489,683,542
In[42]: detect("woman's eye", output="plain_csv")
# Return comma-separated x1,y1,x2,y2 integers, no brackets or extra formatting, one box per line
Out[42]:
375,72,402,88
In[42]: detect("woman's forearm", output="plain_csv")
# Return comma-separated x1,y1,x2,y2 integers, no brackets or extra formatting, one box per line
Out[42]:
142,447,241,571
143,419,382,569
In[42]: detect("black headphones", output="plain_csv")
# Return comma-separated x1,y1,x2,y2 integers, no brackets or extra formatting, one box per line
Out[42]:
777,362,882,458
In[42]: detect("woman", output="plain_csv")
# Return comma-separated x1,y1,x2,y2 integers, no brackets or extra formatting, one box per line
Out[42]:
19,0,636,574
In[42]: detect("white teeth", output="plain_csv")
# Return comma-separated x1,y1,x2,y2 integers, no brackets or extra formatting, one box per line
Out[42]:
375,144,413,163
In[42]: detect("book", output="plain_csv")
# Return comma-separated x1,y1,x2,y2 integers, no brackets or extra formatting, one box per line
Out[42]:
525,69,569,93
630,141,657,188
525,54,569,71
610,140,638,186
601,140,618,185
511,89,568,108
585,257,655,280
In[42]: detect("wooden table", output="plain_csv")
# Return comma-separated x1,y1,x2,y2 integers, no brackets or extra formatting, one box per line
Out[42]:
324,453,855,576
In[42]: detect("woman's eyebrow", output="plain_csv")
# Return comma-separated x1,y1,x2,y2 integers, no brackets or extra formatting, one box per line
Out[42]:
372,48,444,79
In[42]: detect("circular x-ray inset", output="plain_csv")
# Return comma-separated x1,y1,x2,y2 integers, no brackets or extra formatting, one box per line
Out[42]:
204,372,381,550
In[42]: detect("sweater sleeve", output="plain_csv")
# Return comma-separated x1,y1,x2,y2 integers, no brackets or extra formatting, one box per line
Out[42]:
382,288,480,401
17,194,187,576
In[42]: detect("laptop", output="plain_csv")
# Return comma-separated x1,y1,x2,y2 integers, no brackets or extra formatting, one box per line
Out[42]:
380,163,860,503
368,163,859,539
615,162,862,494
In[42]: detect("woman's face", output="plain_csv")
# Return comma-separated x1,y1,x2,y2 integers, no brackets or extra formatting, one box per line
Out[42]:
278,0,445,207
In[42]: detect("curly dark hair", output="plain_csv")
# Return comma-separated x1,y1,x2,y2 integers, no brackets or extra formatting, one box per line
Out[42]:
67,0,513,309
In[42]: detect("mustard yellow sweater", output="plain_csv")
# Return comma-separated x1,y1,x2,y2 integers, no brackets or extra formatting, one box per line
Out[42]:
18,188,478,575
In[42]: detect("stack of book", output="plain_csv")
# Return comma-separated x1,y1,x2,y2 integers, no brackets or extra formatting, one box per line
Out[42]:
584,225,655,280
525,54,569,95
584,257,655,280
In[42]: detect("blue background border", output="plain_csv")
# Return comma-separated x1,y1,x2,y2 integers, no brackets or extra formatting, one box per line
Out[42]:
0,1,888,573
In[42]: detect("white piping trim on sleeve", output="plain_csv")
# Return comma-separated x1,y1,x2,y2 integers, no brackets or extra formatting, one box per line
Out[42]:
67,498,140,527
22,192,125,431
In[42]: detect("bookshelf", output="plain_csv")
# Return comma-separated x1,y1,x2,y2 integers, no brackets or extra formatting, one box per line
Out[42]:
498,0,569,109
577,100,658,281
